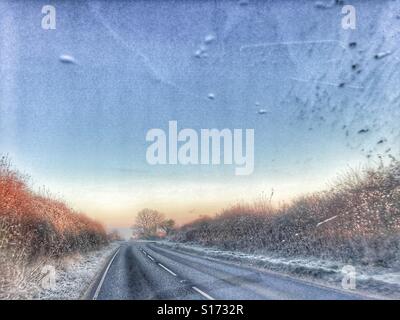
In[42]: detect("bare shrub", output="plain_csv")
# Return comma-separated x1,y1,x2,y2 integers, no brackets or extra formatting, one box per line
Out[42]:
0,155,108,265
172,162,400,266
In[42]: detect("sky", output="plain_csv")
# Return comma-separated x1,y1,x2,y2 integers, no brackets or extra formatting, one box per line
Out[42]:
1,0,400,231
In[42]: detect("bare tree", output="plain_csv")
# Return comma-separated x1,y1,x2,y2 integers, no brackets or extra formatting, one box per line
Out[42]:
133,208,165,238
160,219,175,235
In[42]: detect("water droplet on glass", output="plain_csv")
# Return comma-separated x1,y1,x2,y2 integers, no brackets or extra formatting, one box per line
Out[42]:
59,54,76,64
257,109,268,115
204,34,216,44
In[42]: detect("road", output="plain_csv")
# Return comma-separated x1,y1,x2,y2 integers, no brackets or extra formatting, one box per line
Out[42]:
90,241,367,300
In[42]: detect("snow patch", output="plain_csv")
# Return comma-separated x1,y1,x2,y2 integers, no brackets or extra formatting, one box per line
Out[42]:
158,241,400,298
37,242,120,300
1,242,120,300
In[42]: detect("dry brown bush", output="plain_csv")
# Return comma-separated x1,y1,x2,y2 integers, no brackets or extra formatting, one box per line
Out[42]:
0,155,108,263
172,162,400,266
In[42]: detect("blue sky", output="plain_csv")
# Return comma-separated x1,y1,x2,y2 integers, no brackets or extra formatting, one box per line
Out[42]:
1,0,399,227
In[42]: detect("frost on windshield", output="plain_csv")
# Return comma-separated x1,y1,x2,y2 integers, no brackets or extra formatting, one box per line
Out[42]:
1,0,400,300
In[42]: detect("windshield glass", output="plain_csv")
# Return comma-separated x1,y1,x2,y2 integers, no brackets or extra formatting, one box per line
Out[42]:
1,0,400,301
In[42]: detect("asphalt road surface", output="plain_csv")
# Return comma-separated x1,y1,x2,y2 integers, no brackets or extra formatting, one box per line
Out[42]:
91,241,367,300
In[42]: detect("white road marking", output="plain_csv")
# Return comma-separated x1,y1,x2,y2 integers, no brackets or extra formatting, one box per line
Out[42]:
192,286,215,300
92,247,120,300
158,263,177,276
147,254,155,261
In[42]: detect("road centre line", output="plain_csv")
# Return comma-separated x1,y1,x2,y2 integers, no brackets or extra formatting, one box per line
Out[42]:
192,286,215,300
158,263,177,276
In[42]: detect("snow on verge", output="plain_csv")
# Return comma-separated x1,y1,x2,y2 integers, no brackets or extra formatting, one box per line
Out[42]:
157,241,400,299
35,242,120,300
